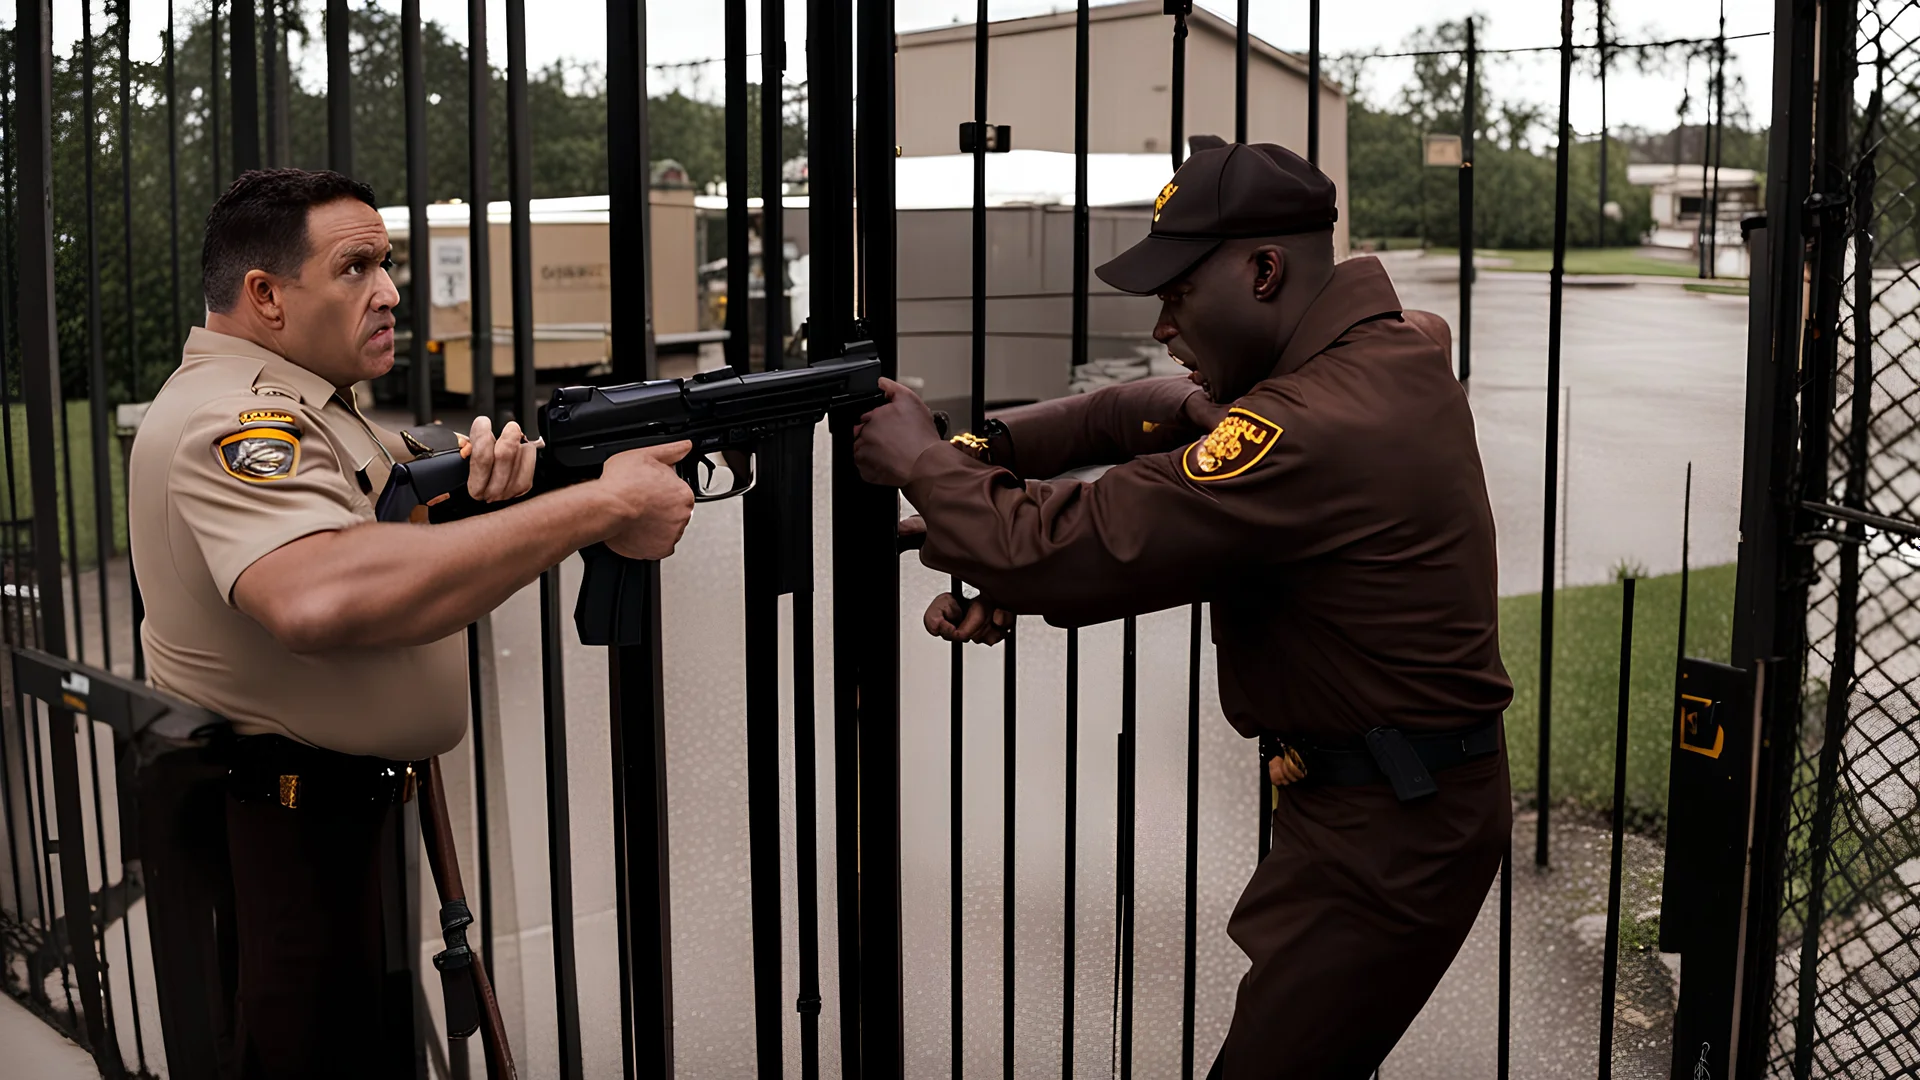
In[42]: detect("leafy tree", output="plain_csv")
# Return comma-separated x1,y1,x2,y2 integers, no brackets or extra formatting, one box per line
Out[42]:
1341,14,1757,250
2,1,805,402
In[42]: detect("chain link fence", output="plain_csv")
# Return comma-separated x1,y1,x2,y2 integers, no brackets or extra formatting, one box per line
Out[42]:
1763,3,1920,1076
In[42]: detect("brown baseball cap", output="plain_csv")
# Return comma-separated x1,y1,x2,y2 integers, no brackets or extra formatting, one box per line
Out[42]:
1095,135,1337,295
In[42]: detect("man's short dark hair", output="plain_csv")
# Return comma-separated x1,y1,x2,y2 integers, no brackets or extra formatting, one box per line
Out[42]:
202,169,378,313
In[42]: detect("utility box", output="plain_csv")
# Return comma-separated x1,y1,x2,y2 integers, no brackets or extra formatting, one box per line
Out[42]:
1659,656,1756,1080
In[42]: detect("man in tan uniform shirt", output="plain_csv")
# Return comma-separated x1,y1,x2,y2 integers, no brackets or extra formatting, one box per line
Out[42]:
130,169,695,1078
854,139,1511,1077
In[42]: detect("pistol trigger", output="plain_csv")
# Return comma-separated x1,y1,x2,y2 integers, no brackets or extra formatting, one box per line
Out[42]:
699,455,717,491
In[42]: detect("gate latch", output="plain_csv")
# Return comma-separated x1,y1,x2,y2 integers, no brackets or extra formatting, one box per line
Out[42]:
1803,190,1851,235
959,122,1012,154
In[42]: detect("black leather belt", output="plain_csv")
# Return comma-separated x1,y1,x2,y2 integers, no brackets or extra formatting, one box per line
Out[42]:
1259,719,1502,802
226,734,417,812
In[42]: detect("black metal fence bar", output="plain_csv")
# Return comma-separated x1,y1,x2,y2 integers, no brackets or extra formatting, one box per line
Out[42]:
16,0,114,1064
954,0,987,1069
0,30,41,981
1063,1,1091,1071
1785,6,1858,1072
725,0,749,377
1459,19,1475,387
1307,0,1321,165
261,0,281,166
1181,606,1201,1078
791,583,824,1080
736,4,787,1060
209,1,222,198
1730,0,1812,1068
1116,616,1137,1080
113,7,149,1061
605,3,675,1076
1597,578,1635,1079
1535,0,1576,871
731,0,790,1071
761,0,786,371
506,0,539,431
327,0,351,175
801,0,860,1071
230,0,258,173
83,0,107,673
854,0,904,1065
402,0,431,424
467,0,494,419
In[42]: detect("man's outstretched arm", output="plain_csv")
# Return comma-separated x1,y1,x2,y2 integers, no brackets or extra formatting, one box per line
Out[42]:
988,375,1222,479
230,443,693,653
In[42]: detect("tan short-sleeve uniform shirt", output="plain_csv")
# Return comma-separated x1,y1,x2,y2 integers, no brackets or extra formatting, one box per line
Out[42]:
128,327,468,760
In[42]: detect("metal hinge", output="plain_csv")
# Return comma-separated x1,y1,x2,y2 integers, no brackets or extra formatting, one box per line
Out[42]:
1803,191,1851,235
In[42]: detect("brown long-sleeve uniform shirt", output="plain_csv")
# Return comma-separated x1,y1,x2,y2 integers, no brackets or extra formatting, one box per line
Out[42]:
903,256,1513,743
904,254,1513,1076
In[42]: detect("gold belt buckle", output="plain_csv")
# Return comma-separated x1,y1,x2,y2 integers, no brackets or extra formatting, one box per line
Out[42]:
277,774,300,810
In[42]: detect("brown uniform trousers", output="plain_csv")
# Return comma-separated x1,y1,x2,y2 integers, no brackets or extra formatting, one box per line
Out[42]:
903,257,1513,1077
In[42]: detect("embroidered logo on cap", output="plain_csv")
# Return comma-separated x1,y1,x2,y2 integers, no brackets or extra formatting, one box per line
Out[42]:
1154,182,1179,222
1184,407,1283,482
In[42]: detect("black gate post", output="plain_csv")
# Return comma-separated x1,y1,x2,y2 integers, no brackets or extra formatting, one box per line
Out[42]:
851,0,905,1069
15,0,113,1062
1729,0,1832,1074
606,3,674,1077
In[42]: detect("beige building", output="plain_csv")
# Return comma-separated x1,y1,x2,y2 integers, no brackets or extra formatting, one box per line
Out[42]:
379,192,702,398
896,1,1349,253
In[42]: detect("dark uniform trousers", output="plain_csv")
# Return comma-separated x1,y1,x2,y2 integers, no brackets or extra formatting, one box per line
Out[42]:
223,738,417,1080
1211,751,1511,1079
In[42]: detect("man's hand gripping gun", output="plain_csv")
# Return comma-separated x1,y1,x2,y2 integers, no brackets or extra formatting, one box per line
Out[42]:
374,338,883,646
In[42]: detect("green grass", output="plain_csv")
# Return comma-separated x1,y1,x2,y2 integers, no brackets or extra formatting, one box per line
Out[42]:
1500,563,1737,833
1437,246,1718,278
1684,282,1749,297
0,401,130,570
1350,236,1431,253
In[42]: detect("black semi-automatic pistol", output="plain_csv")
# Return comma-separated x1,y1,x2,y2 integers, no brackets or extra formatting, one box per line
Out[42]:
375,334,883,645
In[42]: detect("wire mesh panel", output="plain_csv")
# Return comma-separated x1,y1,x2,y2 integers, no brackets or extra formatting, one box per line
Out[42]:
1760,3,1920,1076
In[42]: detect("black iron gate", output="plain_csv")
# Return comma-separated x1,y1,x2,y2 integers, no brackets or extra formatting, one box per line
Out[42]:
1736,1,1920,1078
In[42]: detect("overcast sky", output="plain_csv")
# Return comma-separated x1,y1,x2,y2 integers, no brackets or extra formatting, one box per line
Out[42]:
79,1,1773,138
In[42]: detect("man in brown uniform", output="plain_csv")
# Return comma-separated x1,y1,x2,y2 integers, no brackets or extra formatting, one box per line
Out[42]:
854,139,1512,1077
129,169,695,1078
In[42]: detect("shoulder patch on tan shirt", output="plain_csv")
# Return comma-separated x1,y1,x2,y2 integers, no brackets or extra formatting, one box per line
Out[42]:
1183,407,1284,482
215,424,302,482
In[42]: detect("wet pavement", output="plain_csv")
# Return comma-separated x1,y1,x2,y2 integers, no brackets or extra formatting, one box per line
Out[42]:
2,253,1754,1077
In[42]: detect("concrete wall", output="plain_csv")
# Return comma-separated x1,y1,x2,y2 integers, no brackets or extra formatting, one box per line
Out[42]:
897,3,1349,254
896,204,1164,417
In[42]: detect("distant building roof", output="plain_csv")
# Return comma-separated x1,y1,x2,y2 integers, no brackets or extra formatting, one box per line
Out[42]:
894,151,1174,209
897,0,1342,97
1627,163,1759,188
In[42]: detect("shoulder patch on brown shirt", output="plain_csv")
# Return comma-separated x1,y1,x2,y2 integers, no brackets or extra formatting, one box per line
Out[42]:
1183,407,1283,482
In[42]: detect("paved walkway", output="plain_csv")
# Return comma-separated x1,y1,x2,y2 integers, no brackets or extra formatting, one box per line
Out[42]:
0,994,97,1080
